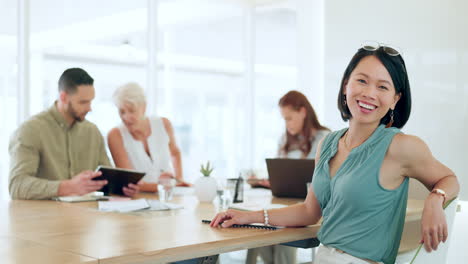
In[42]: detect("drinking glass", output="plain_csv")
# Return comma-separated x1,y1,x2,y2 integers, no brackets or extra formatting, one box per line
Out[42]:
157,178,176,202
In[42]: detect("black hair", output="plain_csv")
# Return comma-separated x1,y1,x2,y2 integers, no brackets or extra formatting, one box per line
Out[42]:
337,47,412,128
58,68,94,94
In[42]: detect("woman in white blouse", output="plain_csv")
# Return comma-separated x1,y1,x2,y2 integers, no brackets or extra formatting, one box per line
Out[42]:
108,82,190,192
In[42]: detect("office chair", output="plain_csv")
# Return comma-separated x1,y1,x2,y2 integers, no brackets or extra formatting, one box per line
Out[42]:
396,198,459,264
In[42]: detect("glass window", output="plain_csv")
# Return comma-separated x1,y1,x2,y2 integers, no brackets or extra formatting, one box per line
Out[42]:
254,7,297,173
6,0,299,197
29,0,147,150
158,4,245,182
0,1,17,200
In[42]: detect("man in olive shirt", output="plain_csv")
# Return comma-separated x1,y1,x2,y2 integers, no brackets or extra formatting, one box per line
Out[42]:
9,68,139,199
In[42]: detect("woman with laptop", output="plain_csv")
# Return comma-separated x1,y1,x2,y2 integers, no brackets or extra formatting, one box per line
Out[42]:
247,90,330,264
250,90,330,188
107,82,191,193
212,43,459,264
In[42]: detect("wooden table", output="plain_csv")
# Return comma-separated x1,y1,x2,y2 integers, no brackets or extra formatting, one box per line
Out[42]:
0,237,97,264
1,190,424,264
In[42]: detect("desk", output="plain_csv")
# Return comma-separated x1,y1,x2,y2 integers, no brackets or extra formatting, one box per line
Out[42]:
1,191,424,264
0,237,97,264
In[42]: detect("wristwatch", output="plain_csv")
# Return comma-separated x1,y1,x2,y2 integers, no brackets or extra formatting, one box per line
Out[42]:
431,188,447,205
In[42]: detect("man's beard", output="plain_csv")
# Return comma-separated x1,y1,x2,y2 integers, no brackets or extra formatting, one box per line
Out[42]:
68,103,87,122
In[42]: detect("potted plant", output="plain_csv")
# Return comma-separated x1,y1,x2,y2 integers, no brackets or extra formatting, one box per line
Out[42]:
194,161,218,202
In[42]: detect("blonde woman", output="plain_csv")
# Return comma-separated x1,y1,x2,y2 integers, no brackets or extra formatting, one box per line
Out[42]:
108,82,190,192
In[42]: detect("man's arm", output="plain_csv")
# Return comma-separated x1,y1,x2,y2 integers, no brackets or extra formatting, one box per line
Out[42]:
9,131,60,200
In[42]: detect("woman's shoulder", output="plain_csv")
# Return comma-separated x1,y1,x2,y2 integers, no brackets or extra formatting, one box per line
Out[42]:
150,116,172,127
108,126,123,139
150,116,174,140
388,133,429,163
107,127,125,149
393,132,426,147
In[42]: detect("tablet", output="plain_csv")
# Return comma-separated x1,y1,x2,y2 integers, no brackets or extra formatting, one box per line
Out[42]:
93,165,146,195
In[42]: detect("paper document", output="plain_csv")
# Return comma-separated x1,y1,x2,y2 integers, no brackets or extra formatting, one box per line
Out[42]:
98,199,150,213
146,199,184,210
56,192,108,202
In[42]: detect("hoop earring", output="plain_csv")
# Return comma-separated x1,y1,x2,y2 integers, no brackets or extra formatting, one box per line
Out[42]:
343,95,347,106
385,109,394,128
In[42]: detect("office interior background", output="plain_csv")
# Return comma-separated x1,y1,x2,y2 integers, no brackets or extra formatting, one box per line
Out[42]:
0,0,466,200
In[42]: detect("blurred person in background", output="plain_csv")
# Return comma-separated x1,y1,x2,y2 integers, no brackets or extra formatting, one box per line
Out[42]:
247,90,330,264
108,82,191,193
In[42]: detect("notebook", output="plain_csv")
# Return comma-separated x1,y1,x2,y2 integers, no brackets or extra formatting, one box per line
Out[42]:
266,158,315,199
201,220,280,230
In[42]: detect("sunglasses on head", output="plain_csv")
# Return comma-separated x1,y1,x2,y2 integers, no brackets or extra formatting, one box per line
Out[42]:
361,41,401,57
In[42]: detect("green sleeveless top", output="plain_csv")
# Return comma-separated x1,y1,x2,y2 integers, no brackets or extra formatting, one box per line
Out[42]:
312,124,409,264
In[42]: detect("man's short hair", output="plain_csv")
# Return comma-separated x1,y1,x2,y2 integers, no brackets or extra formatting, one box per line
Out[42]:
58,68,94,94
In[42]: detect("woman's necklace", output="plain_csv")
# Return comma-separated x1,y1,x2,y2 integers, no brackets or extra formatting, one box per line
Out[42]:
343,130,372,150
343,131,351,150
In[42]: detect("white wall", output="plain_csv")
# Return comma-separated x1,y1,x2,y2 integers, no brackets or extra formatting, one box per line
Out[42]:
323,0,468,200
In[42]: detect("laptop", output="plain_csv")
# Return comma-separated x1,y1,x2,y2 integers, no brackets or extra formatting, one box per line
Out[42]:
265,158,315,199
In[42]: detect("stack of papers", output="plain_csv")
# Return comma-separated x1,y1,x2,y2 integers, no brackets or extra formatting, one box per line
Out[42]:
55,192,108,202
98,199,150,213
146,199,184,210
98,199,183,213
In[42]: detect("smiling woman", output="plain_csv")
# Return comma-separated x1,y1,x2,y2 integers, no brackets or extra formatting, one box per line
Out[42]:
345,57,401,127
337,46,411,129
210,44,460,264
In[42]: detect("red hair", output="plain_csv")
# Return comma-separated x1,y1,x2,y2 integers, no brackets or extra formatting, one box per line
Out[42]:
279,90,328,157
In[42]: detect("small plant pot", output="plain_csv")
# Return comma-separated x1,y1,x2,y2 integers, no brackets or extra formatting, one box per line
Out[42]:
194,176,217,202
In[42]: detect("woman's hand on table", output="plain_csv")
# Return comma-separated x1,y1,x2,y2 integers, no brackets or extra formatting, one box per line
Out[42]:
210,209,261,228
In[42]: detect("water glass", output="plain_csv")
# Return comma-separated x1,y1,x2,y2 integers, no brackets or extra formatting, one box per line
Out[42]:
157,178,176,202
215,189,231,211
